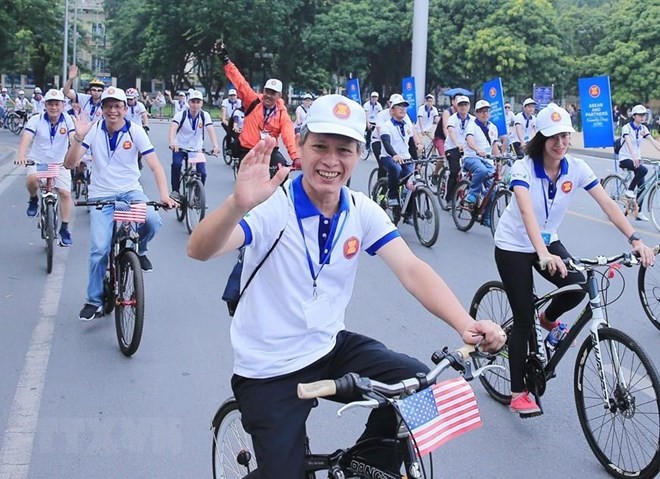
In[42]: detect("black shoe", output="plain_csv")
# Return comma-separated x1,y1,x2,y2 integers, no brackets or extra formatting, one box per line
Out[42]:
79,303,102,321
139,255,153,272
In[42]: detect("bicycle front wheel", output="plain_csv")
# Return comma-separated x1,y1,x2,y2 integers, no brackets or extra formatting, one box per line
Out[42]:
412,186,440,247
212,398,257,479
114,251,145,356
45,203,55,274
645,183,660,232
489,188,511,236
175,190,186,222
222,137,232,165
601,174,628,213
451,180,476,232
8,114,21,135
469,281,513,404
638,264,660,331
185,179,206,234
436,167,451,211
574,327,660,479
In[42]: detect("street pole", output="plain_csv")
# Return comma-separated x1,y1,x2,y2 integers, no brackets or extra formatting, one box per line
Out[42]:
63,0,70,87
72,0,78,67
411,0,429,106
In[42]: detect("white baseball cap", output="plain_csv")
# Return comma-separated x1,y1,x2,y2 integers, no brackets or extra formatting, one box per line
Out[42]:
188,90,204,101
228,88,237,95
101,87,127,103
389,93,409,107
370,91,379,98
536,103,575,137
631,104,647,116
475,100,491,111
18,90,25,95
34,87,42,94
425,93,434,100
302,93,313,100
1,87,6,93
44,89,65,102
177,91,186,97
303,94,366,143
264,78,282,93
522,98,536,107
455,95,470,105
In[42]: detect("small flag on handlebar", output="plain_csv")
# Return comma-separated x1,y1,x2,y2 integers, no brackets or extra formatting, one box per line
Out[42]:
35,163,60,178
113,202,147,224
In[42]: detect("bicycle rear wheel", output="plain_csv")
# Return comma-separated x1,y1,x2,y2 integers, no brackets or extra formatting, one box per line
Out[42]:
8,114,21,135
175,188,186,222
45,203,55,274
212,398,257,479
574,327,660,479
361,143,371,161
490,188,511,236
469,281,513,404
114,251,144,356
436,167,451,211
638,264,660,331
412,186,440,247
223,137,232,165
451,180,476,231
645,183,660,232
422,157,439,195
367,167,380,198
601,174,628,213
185,179,206,234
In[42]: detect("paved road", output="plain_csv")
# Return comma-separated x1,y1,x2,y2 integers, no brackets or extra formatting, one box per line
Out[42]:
0,124,658,479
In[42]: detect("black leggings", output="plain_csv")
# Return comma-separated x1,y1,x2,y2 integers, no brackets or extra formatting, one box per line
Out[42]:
445,147,462,202
494,243,586,393
619,159,648,193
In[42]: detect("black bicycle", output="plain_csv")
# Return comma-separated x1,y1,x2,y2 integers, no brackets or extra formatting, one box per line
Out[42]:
7,109,28,135
76,199,166,356
211,344,499,479
172,149,211,234
470,252,660,479
636,245,660,331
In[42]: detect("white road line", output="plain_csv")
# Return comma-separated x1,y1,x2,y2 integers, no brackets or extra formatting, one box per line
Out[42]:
0,226,73,478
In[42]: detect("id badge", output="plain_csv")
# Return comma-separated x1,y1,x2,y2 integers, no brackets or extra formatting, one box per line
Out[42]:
302,293,332,331
541,232,551,245
260,131,269,140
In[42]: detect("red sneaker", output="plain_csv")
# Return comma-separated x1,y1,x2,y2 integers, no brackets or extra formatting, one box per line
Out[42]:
509,392,541,415
539,311,559,332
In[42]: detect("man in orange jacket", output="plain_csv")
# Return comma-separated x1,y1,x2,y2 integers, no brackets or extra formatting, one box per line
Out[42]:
218,43,300,170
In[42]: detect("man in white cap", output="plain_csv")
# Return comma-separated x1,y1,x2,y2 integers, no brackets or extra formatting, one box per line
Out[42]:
363,91,382,145
218,43,299,169
15,89,76,245
63,65,105,122
417,93,439,144
31,87,45,114
444,95,474,202
220,87,242,144
512,97,537,157
187,94,505,478
14,90,30,116
0,87,12,127
64,87,177,321
294,93,313,135
165,90,189,115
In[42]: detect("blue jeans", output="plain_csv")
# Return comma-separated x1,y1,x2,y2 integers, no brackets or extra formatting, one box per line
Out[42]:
463,156,495,201
86,190,162,306
171,151,207,192
378,156,414,200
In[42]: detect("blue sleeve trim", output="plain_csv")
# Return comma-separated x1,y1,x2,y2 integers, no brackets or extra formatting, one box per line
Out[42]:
510,179,529,189
141,147,154,156
24,127,35,134
584,179,599,191
366,230,400,256
239,219,252,247
81,142,90,149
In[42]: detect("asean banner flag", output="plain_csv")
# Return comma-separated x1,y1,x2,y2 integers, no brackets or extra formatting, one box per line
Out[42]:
397,377,482,457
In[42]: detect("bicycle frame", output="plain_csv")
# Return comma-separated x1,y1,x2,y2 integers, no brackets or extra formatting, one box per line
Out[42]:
613,158,660,205
466,156,510,217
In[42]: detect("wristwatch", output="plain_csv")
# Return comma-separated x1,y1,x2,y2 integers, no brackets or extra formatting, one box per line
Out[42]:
628,232,641,244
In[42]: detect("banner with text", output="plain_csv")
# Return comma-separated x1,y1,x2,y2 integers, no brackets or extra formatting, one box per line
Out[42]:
533,85,554,109
402,76,417,123
482,77,506,137
346,78,361,104
578,76,614,148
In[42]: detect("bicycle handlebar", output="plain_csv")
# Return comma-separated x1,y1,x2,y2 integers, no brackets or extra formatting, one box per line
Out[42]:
174,147,218,157
75,200,169,210
537,249,660,272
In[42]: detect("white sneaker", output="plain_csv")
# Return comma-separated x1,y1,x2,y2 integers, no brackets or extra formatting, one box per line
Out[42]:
636,213,649,222
624,190,636,199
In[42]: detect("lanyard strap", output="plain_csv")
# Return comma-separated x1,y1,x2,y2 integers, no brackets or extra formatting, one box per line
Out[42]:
262,106,276,130
542,179,556,228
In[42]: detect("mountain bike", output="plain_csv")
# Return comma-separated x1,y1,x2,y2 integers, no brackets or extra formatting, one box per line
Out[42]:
371,160,440,247
76,199,167,356
211,344,501,479
636,245,660,331
469,251,660,479
171,149,211,234
451,154,513,236
601,158,660,231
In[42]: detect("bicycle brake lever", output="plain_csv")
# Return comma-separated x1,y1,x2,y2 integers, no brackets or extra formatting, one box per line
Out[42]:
336,398,380,417
472,363,506,379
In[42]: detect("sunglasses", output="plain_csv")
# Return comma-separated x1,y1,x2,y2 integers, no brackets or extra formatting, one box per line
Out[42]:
90,88,103,93
505,106,511,109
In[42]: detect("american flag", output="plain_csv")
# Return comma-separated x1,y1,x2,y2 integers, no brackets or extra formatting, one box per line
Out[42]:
397,377,482,457
113,201,147,224
35,163,60,178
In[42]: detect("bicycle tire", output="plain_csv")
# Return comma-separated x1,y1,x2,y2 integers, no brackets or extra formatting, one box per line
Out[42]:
412,186,440,247
574,327,660,479
45,203,55,274
451,180,476,232
232,158,240,180
601,174,628,213
367,167,379,197
422,157,439,195
360,144,371,161
74,178,82,200
638,264,660,331
223,137,232,165
8,113,21,135
103,269,115,315
469,281,513,405
436,167,451,211
175,188,186,222
185,179,206,234
645,183,660,232
114,251,144,356
212,398,257,479
489,188,511,236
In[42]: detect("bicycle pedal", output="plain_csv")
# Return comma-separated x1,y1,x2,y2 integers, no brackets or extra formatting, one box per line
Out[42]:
519,410,544,419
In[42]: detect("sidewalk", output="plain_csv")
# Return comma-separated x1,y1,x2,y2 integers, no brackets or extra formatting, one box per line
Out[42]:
570,131,660,160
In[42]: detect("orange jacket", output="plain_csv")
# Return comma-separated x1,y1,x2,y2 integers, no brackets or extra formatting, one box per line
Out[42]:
224,62,298,159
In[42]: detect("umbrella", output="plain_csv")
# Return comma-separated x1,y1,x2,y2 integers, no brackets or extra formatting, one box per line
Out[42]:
443,87,473,97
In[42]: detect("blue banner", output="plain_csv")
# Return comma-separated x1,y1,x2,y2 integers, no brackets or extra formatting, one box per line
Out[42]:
482,77,506,137
533,85,553,109
401,76,417,123
578,76,614,148
346,78,361,104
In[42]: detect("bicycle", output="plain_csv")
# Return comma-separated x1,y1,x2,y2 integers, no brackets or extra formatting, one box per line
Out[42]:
73,160,91,202
171,149,210,234
371,160,440,247
7,109,28,135
469,251,660,479
636,245,660,331
222,132,234,166
451,154,513,236
430,157,467,212
601,158,660,231
211,343,500,479
75,199,167,356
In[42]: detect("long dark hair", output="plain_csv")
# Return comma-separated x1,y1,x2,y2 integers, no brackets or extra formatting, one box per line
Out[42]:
524,132,547,158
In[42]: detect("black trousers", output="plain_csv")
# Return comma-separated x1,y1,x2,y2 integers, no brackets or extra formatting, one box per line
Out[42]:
231,330,428,478
494,243,586,392
445,147,462,202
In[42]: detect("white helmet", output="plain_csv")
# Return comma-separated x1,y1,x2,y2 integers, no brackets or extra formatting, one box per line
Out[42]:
34,87,42,94
18,90,25,95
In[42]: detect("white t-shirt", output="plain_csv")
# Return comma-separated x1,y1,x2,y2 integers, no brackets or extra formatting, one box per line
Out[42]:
371,108,391,144
14,97,30,111
379,116,415,159
172,109,213,151
295,105,309,127
445,112,474,150
463,120,499,159
505,110,516,142
75,91,104,121
494,155,599,252
0,93,10,107
31,97,45,114
514,112,536,143
173,99,188,115
363,100,383,124
221,98,242,118
125,101,147,125
81,119,154,198
233,176,399,378
417,105,439,132
24,112,75,163
619,122,651,160
231,109,245,131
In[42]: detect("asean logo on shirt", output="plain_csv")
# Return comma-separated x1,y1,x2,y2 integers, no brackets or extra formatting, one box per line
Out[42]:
589,85,601,98
198,122,204,129
561,181,573,193
333,103,351,120
343,236,360,259
59,127,67,135
122,140,132,150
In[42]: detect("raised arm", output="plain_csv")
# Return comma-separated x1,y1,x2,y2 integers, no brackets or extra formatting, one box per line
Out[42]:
63,65,78,102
